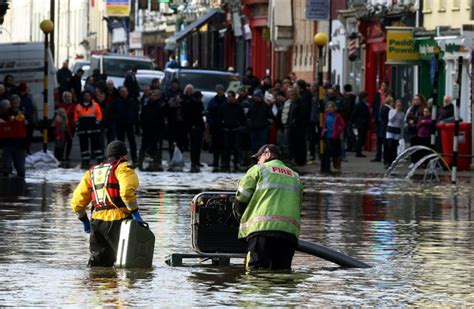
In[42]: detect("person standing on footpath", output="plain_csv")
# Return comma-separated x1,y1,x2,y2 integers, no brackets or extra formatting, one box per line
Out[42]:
184,91,205,172
57,60,72,97
384,99,405,168
219,90,246,172
247,89,273,155
138,89,165,171
1,98,27,177
18,83,37,154
114,86,139,165
242,67,260,94
351,91,370,158
320,102,345,173
124,66,141,135
233,144,303,271
74,91,103,169
371,81,391,162
58,91,77,162
206,84,227,171
71,140,144,267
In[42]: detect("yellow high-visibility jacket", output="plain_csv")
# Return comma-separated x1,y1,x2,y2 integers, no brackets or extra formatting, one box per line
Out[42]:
71,161,139,221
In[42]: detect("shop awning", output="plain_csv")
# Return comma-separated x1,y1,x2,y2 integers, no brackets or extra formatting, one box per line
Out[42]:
165,9,221,50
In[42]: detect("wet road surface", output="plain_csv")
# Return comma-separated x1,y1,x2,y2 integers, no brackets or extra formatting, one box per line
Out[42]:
0,168,472,306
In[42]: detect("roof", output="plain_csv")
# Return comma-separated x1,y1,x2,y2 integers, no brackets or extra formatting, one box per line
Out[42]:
165,9,221,50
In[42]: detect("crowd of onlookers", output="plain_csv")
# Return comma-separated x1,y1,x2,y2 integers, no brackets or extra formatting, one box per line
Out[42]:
0,61,457,176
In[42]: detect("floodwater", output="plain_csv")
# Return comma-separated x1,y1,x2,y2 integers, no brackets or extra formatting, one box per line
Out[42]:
0,168,472,306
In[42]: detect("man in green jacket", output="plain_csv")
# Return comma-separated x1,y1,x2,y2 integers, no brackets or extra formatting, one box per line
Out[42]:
234,144,303,270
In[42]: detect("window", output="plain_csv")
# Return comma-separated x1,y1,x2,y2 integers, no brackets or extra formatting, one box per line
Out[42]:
423,0,432,12
439,0,446,11
452,0,460,9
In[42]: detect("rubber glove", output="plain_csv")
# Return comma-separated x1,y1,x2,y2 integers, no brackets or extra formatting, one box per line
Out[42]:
131,210,143,221
79,216,91,233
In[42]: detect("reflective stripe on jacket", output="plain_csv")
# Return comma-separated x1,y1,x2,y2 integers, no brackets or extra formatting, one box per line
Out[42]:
90,159,127,211
71,160,139,221
74,101,103,134
236,160,303,239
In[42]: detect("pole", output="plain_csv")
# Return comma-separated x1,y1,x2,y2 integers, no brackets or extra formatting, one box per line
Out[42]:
430,53,439,147
67,0,70,60
50,0,55,61
43,32,49,153
318,46,325,170
451,56,463,184
327,1,332,84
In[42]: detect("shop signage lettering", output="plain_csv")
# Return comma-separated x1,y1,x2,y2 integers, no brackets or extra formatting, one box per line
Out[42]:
444,43,464,53
386,27,419,63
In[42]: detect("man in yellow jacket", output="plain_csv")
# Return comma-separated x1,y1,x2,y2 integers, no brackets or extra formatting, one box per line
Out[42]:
71,140,143,267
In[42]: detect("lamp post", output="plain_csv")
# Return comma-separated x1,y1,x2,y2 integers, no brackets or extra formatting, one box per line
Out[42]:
314,32,328,171
40,19,54,153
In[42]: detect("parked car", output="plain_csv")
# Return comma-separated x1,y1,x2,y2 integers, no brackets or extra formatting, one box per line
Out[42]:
136,69,164,91
161,68,240,107
90,54,154,87
71,60,90,74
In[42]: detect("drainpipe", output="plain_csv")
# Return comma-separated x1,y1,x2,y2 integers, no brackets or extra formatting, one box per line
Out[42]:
451,56,463,184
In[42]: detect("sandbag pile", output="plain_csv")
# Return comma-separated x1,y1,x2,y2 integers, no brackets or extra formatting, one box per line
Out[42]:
25,151,59,169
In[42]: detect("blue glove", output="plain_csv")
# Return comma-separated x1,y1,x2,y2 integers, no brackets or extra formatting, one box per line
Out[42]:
131,210,143,221
79,216,91,233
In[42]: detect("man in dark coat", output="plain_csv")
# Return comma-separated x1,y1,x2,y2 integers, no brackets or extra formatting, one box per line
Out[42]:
184,91,205,171
371,81,391,162
287,87,308,166
242,67,260,94
57,60,72,97
69,69,84,101
124,66,141,134
219,90,246,172
206,84,227,171
138,89,165,171
247,89,273,154
342,84,357,152
114,86,139,164
351,91,371,157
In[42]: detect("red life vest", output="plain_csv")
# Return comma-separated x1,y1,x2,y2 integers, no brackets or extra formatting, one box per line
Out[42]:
89,159,127,212
0,118,26,139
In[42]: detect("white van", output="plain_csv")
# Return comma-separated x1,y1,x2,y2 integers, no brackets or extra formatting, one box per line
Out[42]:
0,42,57,119
90,54,154,87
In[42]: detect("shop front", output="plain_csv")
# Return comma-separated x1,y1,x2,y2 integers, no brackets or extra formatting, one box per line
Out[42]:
414,30,445,109
435,26,474,123
385,27,418,111
143,31,167,70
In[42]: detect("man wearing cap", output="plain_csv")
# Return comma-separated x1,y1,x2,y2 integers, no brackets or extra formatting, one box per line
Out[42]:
71,140,144,267
234,144,303,270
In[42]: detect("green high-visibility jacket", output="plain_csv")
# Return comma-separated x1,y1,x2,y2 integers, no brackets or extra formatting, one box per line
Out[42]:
236,159,303,239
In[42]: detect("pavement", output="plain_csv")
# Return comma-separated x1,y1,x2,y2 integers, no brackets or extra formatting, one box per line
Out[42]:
29,134,473,181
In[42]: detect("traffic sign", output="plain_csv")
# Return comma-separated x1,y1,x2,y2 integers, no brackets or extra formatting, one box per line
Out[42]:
306,0,329,20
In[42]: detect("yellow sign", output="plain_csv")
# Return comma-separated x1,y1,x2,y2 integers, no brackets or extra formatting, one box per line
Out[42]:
106,0,130,17
386,27,419,63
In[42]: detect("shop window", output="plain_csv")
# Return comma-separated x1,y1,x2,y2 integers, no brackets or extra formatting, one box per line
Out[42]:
299,44,303,67
390,65,414,110
423,0,432,12
293,45,298,66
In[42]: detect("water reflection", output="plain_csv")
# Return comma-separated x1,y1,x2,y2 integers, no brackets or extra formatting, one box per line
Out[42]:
0,171,472,306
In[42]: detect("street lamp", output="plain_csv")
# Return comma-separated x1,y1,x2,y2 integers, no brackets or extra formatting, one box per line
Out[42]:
314,32,328,171
40,19,53,153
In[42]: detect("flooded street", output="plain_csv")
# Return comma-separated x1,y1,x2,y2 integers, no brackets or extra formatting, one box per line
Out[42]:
0,169,472,306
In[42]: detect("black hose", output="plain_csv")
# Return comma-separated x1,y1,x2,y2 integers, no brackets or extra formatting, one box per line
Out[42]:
297,240,371,268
